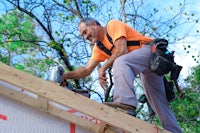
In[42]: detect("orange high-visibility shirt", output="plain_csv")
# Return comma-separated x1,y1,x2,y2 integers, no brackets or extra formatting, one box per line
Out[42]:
91,20,153,62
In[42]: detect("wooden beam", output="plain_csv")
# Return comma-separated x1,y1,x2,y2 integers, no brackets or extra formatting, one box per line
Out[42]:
37,96,49,111
0,84,116,133
0,62,171,133
0,84,37,107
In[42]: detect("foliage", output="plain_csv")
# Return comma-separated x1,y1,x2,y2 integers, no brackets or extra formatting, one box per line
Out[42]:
150,64,200,132
0,1,200,132
139,64,200,132
170,89,200,133
150,88,200,133
185,65,200,89
1,0,198,93
0,10,54,77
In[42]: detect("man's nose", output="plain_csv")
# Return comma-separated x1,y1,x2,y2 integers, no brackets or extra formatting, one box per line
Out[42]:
83,34,87,39
86,36,90,40
84,34,89,40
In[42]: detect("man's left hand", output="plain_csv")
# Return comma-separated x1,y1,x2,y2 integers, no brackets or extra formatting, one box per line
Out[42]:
98,68,107,88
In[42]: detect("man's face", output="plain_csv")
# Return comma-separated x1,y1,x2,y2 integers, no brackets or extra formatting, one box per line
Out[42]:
78,22,98,43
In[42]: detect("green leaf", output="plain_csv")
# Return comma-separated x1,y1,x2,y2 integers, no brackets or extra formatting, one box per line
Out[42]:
59,13,63,18
45,59,53,65
70,15,75,21
55,45,61,50
152,27,157,31
184,12,187,15
14,64,25,71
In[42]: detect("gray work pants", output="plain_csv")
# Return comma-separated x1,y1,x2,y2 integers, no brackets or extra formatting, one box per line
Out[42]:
112,45,183,133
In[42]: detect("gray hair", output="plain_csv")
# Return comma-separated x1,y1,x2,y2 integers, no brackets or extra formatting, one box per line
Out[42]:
78,18,101,26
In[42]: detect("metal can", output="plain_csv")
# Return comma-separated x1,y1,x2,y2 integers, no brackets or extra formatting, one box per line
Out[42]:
48,66,64,83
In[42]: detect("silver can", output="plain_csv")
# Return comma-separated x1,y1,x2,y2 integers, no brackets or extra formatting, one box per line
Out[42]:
48,66,64,83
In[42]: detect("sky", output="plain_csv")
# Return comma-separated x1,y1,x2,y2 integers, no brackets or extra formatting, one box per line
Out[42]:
0,0,199,89
150,0,200,79
101,0,200,80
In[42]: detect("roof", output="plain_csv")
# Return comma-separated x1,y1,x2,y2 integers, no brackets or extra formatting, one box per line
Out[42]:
0,62,171,133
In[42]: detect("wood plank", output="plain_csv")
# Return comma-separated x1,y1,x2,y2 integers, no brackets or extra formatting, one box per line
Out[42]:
48,104,116,133
0,62,171,133
37,96,49,111
0,84,116,133
0,84,37,107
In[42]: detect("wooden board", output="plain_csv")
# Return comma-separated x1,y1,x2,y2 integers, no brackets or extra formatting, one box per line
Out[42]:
0,83,115,133
0,62,171,133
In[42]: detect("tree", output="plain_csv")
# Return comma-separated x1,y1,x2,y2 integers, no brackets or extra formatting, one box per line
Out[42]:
1,0,198,98
0,1,200,131
171,89,200,133
0,10,53,77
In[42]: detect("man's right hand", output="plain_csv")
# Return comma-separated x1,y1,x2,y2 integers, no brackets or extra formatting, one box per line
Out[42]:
60,73,67,87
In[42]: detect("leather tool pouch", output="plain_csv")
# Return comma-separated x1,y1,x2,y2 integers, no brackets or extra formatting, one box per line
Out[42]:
149,39,183,102
150,39,175,76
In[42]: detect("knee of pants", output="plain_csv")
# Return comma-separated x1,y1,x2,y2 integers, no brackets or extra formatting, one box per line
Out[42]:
113,56,126,70
113,57,130,78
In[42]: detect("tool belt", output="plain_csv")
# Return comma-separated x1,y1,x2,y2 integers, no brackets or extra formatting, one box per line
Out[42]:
149,39,183,101
149,38,182,80
150,39,172,75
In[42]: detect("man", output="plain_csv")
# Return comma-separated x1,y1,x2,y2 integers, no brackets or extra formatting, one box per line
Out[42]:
62,18,183,133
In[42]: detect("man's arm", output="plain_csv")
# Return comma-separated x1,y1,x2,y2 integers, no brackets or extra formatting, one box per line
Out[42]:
102,36,128,70
62,58,100,80
99,36,128,87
